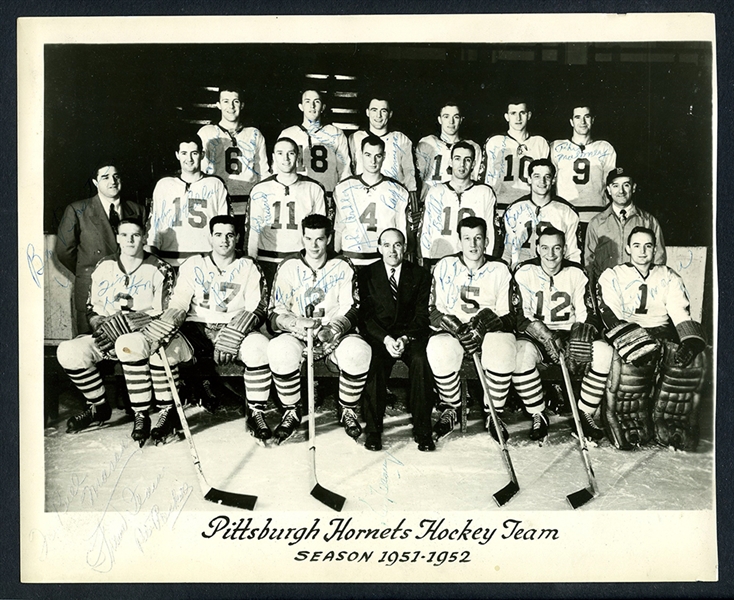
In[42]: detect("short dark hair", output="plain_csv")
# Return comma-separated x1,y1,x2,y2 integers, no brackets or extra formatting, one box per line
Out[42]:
361,134,385,154
537,225,566,247
528,158,556,179
377,228,406,245
368,96,391,110
506,99,530,112
218,84,242,98
93,161,119,180
301,213,333,236
300,89,323,101
451,140,476,162
117,217,144,233
457,216,487,238
439,101,461,114
176,133,203,154
209,214,237,234
627,226,656,246
274,137,300,155
571,103,594,117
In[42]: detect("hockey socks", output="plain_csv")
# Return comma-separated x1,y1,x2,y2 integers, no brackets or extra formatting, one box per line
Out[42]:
244,364,272,404
580,368,607,413
273,369,300,407
433,372,461,409
513,368,545,414
122,359,154,413
64,366,105,402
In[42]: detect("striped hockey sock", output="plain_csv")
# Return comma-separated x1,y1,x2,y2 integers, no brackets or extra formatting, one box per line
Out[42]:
339,371,368,409
512,368,545,414
121,359,153,413
65,366,105,402
579,368,608,414
245,364,272,407
273,369,301,409
150,363,178,410
434,371,461,409
485,371,512,410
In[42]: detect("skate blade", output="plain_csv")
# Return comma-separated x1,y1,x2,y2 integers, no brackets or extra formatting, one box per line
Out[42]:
67,422,110,434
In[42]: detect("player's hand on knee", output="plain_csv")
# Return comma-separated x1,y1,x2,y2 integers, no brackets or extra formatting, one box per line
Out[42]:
470,308,503,337
526,320,561,363
92,328,115,354
440,314,465,337
142,318,177,353
674,339,704,368
458,325,482,355
568,322,596,364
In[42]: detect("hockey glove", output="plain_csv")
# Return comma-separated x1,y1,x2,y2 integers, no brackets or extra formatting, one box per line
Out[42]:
567,322,597,364
440,314,465,337
469,308,503,337
91,328,116,354
459,327,483,355
525,320,563,363
141,312,180,353
214,311,259,364
674,338,706,368
305,316,350,361
606,321,660,365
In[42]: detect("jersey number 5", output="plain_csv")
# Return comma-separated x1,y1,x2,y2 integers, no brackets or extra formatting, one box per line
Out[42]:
460,285,480,314
172,197,209,229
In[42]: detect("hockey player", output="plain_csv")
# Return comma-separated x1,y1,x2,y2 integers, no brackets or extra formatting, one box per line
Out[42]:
503,158,581,269
415,102,483,193
596,227,707,451
197,85,269,201
278,89,352,220
426,216,516,442
146,134,231,267
484,100,550,213
513,227,612,442
584,167,666,284
418,141,498,268
267,213,372,443
248,137,327,287
550,105,617,224
334,134,410,266
153,215,273,441
57,217,193,445
349,96,417,206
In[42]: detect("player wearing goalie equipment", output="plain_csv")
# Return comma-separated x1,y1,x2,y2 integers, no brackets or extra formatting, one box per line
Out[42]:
513,227,612,442
426,216,516,443
596,227,707,450
161,215,272,441
334,134,410,266
57,218,193,446
267,214,371,443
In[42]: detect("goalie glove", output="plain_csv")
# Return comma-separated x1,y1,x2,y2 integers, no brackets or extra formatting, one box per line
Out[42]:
606,321,660,365
469,308,503,337
674,320,707,367
525,320,563,363
214,311,259,365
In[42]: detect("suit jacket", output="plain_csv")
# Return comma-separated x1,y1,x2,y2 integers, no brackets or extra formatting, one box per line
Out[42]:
56,195,145,308
358,259,432,347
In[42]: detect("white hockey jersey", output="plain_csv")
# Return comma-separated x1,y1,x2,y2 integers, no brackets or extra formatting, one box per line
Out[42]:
349,130,417,192
333,175,410,265
198,123,269,197
503,195,581,268
269,251,359,329
429,254,513,328
419,182,497,260
415,135,483,189
146,175,231,267
247,175,327,262
87,253,175,317
484,134,549,209
278,123,352,193
168,253,267,325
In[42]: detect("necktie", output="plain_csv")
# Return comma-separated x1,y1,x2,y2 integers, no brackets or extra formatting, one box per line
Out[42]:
109,204,120,233
389,268,398,300
620,209,627,224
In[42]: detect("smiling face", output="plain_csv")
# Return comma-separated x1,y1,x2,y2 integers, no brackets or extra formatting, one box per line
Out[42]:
116,222,144,258
438,105,462,137
607,176,636,208
176,142,203,175
626,231,655,269
505,103,530,133
537,232,565,275
93,165,122,200
272,139,299,174
217,90,242,124
378,229,405,268
302,227,331,262
367,99,392,130
299,90,324,123
459,225,487,262
211,223,238,259
529,164,555,196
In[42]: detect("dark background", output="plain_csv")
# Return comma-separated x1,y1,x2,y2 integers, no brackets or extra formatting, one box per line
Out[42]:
44,41,713,251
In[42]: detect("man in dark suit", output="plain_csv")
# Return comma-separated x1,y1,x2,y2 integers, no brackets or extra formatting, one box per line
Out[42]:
358,228,437,451
56,163,145,334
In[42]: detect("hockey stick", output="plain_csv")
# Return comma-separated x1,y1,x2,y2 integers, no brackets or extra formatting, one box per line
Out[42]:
471,353,519,506
158,349,258,510
305,306,346,511
559,350,599,509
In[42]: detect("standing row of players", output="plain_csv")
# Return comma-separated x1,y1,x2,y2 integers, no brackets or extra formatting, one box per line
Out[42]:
57,209,705,453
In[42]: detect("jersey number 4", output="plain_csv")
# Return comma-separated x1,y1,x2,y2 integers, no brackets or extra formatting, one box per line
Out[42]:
172,197,208,229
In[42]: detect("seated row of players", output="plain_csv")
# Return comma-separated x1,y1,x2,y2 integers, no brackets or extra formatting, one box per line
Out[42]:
57,208,706,453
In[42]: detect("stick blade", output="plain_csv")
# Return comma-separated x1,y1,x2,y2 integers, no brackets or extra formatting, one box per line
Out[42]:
311,483,346,512
493,480,519,507
566,487,595,509
204,488,258,511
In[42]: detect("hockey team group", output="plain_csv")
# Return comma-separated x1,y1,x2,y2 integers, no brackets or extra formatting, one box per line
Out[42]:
54,85,707,462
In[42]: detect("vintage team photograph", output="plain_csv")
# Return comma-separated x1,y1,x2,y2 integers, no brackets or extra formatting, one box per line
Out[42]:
20,14,717,583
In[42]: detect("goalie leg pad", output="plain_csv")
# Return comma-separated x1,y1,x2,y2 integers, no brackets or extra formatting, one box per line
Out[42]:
652,342,706,451
426,333,464,377
603,350,658,450
331,335,372,374
238,332,270,367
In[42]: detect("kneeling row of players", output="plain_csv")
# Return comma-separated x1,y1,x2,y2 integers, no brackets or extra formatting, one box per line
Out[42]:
57,213,707,454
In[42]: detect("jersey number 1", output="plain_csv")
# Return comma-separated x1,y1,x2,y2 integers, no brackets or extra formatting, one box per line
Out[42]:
272,201,298,230
172,197,208,228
